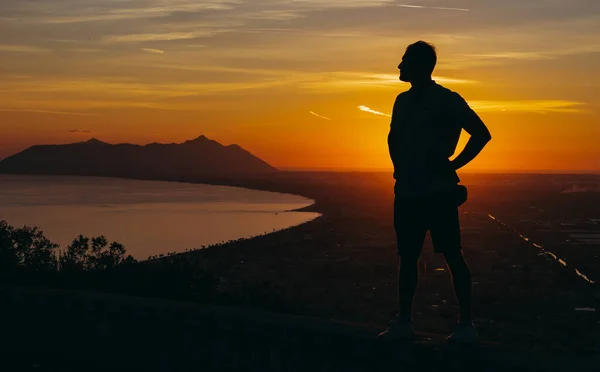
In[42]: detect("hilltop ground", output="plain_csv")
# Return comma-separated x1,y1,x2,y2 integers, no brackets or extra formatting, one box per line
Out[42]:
180,171,600,355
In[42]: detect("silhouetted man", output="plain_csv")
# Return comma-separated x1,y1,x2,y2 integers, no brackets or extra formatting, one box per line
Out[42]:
379,41,491,343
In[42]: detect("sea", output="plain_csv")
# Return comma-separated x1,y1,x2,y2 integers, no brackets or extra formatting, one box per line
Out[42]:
0,175,320,260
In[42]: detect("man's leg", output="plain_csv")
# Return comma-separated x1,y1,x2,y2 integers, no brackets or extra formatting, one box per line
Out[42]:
378,196,425,339
394,195,426,322
442,251,473,325
377,245,423,339
430,192,477,341
398,253,421,322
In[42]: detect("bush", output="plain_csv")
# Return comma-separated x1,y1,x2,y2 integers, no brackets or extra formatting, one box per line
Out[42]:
59,235,136,272
0,220,135,282
0,220,218,301
0,220,59,276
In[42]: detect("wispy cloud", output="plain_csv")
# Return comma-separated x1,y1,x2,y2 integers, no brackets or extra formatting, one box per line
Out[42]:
246,10,304,21
358,105,391,117
140,48,165,54
68,48,102,53
0,76,303,111
2,74,32,80
104,30,227,43
300,72,476,92
69,129,92,133
397,4,470,11
469,100,588,114
356,100,588,117
0,45,50,53
310,111,332,120
459,44,600,65
41,2,238,24
461,52,553,61
289,0,396,9
360,73,477,85
432,76,478,85
0,108,95,116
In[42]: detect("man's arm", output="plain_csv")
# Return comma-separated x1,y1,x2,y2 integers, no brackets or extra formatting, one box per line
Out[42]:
388,95,402,170
388,129,398,170
449,94,492,171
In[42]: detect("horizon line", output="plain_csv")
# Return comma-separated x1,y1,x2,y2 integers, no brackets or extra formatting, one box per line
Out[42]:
280,167,600,175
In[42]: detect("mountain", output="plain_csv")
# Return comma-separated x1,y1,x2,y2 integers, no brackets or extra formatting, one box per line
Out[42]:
0,136,277,179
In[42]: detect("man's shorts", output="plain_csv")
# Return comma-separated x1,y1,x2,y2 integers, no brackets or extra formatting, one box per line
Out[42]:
394,188,462,257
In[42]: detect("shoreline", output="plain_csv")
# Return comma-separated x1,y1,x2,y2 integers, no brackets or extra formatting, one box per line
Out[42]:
0,173,324,260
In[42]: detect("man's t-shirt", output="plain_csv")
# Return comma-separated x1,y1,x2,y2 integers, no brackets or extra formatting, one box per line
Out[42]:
388,81,482,197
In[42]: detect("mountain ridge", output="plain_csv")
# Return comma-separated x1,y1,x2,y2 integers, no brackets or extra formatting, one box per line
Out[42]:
0,135,277,179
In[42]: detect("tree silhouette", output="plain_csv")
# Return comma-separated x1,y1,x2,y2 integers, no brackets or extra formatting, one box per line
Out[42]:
0,220,221,303
0,220,136,283
0,220,58,276
59,235,135,272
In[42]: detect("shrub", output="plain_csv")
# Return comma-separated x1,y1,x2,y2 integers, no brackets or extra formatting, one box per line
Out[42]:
0,220,59,276
0,220,218,301
59,235,136,272
0,220,136,283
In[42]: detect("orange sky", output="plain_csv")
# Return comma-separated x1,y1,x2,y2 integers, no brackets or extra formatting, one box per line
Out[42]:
1,0,599,172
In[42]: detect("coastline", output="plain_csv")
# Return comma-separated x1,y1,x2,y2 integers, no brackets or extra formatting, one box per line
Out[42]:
0,174,323,260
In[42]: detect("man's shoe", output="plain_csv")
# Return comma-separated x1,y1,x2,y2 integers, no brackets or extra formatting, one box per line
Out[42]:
446,323,478,343
377,319,416,341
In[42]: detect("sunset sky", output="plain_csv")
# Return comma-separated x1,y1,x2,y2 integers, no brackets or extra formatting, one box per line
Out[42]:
1,0,599,172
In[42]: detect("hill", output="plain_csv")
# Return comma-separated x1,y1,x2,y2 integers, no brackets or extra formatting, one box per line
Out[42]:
0,135,277,179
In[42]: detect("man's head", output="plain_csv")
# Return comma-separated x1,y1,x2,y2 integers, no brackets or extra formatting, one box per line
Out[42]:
398,41,437,83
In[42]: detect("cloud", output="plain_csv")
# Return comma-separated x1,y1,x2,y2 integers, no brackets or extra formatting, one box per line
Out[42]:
0,0,598,126
356,100,587,118
68,48,102,53
310,111,332,120
397,4,470,12
104,30,228,43
3,74,32,80
432,76,478,85
69,129,92,133
287,0,396,9
439,17,600,69
40,2,239,24
469,100,588,114
246,10,305,21
0,45,50,53
358,105,391,117
0,76,304,111
357,73,477,85
456,43,600,66
461,52,552,61
140,48,165,54
0,108,95,116
299,72,476,92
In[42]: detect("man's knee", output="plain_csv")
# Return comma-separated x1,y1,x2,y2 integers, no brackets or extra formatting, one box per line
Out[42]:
444,250,467,269
443,251,469,272
443,249,464,262
399,252,420,263
399,253,420,272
